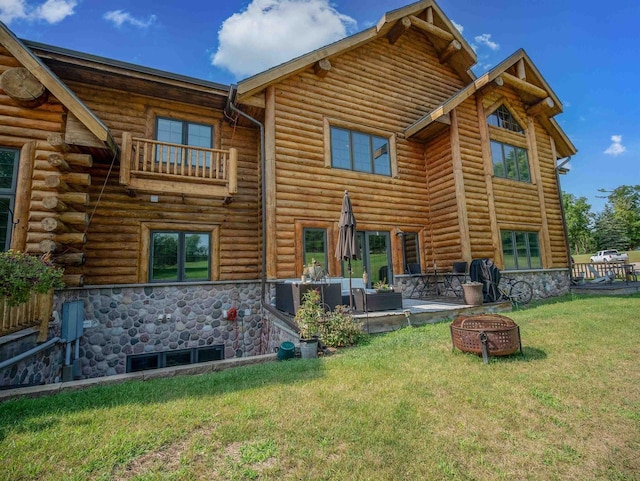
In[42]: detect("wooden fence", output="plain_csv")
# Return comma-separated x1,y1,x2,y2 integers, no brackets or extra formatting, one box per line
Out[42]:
572,262,637,282
0,291,54,342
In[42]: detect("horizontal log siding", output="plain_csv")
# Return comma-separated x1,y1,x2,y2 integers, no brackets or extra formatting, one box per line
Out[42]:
272,30,465,277
0,46,68,254
53,81,260,284
534,120,568,266
425,129,458,265
455,98,494,261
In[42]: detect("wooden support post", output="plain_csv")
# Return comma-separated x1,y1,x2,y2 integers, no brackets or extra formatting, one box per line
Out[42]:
120,132,132,185
11,141,35,252
439,39,461,63
426,6,434,23
313,58,332,78
409,15,455,42
501,72,548,99
387,17,411,45
228,148,238,194
265,86,277,279
47,133,71,153
516,58,526,80
526,97,555,117
0,67,48,108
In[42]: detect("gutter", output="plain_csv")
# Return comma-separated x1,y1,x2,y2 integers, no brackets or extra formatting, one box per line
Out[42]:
555,156,573,270
225,86,298,333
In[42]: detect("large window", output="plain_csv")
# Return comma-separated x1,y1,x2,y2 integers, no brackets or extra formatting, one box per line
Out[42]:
501,230,541,270
156,117,213,167
150,231,211,282
490,140,531,182
0,148,19,251
330,126,391,176
303,228,327,270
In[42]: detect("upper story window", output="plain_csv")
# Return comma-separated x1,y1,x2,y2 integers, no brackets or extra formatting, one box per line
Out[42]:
0,148,19,251
156,117,213,166
490,141,531,182
330,126,391,176
487,105,523,133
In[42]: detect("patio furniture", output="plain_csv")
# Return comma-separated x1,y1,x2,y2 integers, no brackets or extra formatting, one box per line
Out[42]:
275,282,342,315
352,288,403,312
587,264,614,284
443,261,468,298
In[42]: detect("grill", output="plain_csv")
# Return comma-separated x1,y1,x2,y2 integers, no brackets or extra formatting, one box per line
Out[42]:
450,314,522,362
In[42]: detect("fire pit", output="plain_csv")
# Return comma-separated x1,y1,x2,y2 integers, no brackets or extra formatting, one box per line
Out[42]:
450,314,522,363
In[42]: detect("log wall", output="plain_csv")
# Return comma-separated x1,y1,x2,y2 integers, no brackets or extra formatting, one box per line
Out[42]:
271,30,465,278
60,82,261,284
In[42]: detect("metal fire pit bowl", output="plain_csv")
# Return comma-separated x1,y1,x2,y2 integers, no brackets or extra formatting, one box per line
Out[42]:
450,314,522,362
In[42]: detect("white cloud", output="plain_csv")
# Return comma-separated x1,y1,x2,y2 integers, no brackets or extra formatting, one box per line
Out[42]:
212,0,357,79
104,10,157,29
451,20,463,34
0,0,75,24
474,33,499,51
604,135,626,156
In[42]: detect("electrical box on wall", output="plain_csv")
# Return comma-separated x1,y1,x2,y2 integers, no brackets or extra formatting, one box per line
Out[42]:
61,301,84,341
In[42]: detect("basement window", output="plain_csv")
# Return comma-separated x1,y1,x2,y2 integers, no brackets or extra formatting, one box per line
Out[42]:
127,345,224,373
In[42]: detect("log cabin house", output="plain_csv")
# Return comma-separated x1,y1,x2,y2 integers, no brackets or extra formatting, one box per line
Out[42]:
0,0,576,383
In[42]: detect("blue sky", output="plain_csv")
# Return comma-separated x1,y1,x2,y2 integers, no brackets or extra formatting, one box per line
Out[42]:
2,0,638,213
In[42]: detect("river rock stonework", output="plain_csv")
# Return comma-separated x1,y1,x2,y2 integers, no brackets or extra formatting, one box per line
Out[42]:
54,282,294,379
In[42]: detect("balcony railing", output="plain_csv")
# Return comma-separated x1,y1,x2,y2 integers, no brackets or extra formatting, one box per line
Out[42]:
0,291,54,342
120,133,238,197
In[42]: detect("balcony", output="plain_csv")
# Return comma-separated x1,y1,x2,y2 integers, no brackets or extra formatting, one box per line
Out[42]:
119,133,238,198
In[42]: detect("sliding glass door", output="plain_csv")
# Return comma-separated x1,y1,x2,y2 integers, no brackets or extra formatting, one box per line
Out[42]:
341,231,392,287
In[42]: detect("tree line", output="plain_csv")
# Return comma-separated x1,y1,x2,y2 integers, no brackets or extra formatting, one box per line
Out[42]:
563,185,640,254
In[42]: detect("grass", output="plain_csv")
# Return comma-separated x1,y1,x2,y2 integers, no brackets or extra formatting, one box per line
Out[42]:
573,250,640,264
1,294,639,480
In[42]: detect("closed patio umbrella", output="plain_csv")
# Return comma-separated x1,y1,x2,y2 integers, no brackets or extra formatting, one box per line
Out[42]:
335,190,360,309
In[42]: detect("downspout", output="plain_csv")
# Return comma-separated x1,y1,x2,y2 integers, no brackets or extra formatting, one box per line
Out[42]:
555,156,573,271
225,86,298,333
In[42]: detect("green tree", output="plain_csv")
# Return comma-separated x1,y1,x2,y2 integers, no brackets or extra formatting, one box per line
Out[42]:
593,206,630,251
599,185,640,249
562,193,594,254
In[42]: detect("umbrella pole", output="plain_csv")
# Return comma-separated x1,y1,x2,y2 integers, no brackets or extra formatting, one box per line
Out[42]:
348,259,353,310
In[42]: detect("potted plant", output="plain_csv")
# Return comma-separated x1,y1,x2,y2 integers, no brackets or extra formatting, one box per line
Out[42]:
303,258,325,282
373,280,393,293
294,289,323,358
0,251,64,306
462,281,483,306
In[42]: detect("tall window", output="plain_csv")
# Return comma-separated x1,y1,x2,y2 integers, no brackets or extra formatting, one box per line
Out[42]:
501,230,541,270
330,126,391,176
0,148,19,251
150,231,210,282
156,117,213,167
490,141,531,182
303,228,327,270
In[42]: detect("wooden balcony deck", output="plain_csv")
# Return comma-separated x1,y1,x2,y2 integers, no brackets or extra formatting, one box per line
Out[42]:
119,133,238,198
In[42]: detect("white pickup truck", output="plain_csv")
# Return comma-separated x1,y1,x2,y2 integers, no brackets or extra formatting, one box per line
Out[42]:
590,249,629,263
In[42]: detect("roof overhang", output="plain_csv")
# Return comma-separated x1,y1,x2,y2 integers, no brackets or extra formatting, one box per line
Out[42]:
236,0,476,102
0,21,118,155
405,49,577,158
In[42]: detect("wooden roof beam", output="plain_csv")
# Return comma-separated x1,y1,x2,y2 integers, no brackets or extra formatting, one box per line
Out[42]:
501,72,548,99
526,97,555,117
387,17,411,45
313,58,332,78
439,39,461,63
408,15,455,42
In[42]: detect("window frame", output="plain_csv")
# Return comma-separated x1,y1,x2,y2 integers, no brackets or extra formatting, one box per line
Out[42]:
0,147,19,251
490,140,531,183
401,232,420,273
139,222,220,283
155,116,214,149
500,230,542,270
149,230,211,283
302,227,328,271
324,117,398,178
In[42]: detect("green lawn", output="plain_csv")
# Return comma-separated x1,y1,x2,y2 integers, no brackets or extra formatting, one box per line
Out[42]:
1,295,639,480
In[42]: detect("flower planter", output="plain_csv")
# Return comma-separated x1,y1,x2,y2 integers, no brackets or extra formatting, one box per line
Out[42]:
299,339,318,359
462,282,483,306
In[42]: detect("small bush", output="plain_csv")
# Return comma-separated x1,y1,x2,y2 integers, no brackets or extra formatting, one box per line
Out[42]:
0,250,64,306
320,304,368,348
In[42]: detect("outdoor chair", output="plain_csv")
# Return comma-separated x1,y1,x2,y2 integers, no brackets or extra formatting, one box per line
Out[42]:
351,287,367,313
407,263,421,274
587,264,614,283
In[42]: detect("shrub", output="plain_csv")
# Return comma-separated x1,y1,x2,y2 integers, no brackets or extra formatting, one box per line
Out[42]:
0,250,64,306
320,304,369,348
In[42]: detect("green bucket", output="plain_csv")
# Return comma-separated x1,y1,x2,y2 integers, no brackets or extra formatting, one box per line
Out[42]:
277,341,295,360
